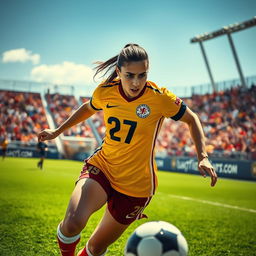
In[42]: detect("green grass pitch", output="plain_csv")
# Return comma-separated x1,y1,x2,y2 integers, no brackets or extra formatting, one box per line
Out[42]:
0,157,256,256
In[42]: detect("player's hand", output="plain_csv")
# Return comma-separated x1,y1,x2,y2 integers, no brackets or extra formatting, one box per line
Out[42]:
198,157,217,187
38,129,59,142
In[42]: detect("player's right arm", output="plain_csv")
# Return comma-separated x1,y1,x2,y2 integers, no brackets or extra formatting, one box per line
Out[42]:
38,101,97,142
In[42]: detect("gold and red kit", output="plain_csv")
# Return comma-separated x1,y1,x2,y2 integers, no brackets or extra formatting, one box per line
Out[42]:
87,79,186,197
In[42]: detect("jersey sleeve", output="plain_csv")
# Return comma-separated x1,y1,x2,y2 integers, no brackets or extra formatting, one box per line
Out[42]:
90,85,103,111
161,88,187,120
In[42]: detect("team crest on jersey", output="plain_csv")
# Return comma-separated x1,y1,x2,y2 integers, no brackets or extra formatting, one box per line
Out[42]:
136,104,151,118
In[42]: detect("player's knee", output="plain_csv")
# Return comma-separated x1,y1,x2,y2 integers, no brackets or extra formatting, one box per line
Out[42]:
62,217,85,236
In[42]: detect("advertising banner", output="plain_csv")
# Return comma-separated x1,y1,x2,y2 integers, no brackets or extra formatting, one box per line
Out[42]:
156,156,256,181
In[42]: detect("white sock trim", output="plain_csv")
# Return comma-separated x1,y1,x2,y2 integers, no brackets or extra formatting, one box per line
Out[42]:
86,241,107,256
57,224,80,244
85,242,94,256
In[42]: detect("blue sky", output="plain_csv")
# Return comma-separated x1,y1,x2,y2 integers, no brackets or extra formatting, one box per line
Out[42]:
0,0,255,95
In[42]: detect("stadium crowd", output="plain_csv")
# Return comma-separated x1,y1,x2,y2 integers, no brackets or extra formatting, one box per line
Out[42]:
0,90,49,144
80,97,106,138
157,84,256,159
79,85,256,160
46,93,94,138
1,84,255,160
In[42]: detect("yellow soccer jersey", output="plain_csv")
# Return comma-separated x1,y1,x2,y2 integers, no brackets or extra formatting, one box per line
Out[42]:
1,139,8,149
87,79,186,197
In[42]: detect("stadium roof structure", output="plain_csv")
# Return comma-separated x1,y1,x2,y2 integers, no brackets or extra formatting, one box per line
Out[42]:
190,17,256,92
191,16,256,43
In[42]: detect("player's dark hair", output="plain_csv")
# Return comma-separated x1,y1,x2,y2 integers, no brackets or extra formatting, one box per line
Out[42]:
93,44,148,84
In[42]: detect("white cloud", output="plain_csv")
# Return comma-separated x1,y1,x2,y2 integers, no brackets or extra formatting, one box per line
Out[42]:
2,48,40,65
30,61,94,85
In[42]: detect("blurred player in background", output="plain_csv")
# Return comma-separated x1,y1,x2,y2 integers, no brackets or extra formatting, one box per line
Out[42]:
1,135,8,160
38,44,217,256
37,141,48,169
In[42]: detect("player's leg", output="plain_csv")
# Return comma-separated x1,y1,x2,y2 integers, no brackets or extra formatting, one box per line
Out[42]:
57,178,107,256
37,156,42,168
78,207,129,256
78,189,151,256
40,157,44,169
2,148,6,160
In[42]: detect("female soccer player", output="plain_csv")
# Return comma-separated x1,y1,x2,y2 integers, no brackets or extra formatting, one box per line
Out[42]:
38,44,217,256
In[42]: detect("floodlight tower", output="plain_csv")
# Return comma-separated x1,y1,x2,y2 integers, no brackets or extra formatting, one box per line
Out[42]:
198,39,217,92
191,17,256,91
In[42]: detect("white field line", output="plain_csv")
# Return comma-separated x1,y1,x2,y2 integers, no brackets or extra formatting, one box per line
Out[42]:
157,192,256,214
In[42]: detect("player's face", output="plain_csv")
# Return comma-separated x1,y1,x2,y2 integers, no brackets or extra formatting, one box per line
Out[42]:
117,60,148,99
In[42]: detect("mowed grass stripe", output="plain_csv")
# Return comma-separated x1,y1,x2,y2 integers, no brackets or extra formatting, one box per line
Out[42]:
157,192,256,213
157,170,256,210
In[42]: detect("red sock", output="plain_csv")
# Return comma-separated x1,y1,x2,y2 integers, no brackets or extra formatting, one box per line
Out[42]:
57,236,80,256
77,248,88,256
77,243,107,256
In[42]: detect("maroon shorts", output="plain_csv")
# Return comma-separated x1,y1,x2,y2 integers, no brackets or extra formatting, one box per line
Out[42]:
78,162,152,225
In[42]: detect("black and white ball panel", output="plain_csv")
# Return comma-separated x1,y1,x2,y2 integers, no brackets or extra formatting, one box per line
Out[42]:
125,221,188,256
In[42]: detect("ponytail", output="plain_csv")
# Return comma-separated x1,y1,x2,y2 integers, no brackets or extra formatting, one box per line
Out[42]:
93,44,148,85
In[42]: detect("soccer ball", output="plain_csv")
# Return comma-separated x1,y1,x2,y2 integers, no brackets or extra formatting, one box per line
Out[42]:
124,221,188,256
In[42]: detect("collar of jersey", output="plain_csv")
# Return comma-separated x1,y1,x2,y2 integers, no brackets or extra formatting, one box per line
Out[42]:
118,81,147,102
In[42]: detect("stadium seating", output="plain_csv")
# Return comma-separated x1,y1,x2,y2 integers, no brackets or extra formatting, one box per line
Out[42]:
80,97,106,138
45,93,94,138
190,84,256,159
79,85,256,160
156,119,194,157
0,90,50,144
1,83,255,160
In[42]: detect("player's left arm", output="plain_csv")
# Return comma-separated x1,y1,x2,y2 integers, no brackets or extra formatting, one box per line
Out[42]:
179,107,217,187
